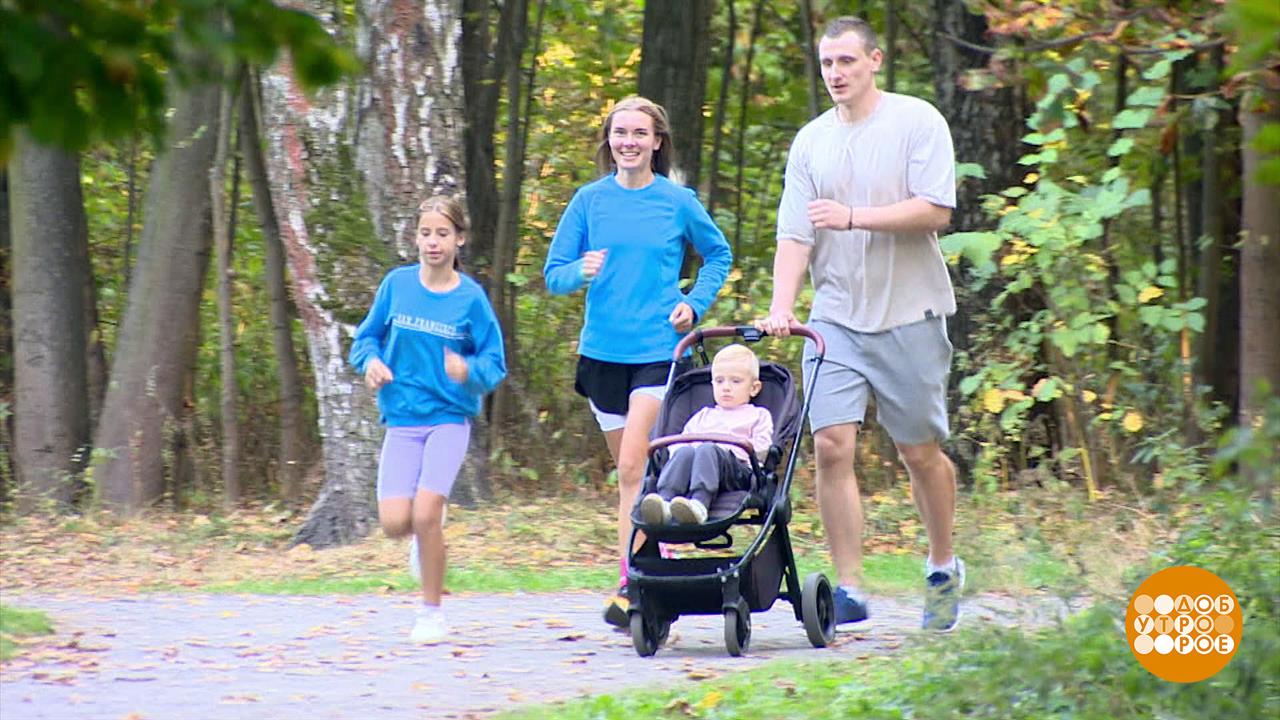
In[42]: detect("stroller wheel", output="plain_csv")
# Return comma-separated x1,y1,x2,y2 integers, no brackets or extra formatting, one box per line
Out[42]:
723,608,751,657
630,612,667,657
802,572,837,648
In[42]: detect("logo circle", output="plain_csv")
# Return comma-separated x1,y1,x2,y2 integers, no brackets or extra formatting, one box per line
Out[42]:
1126,566,1242,682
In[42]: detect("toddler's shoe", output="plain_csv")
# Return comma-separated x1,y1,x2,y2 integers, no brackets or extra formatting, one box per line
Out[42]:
640,493,672,525
670,497,708,525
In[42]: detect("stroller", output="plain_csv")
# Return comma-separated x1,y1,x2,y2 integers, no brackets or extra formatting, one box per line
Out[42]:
624,325,836,657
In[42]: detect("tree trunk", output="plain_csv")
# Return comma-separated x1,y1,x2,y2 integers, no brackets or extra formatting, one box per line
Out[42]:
1195,45,1226,400
211,72,241,508
706,0,736,211
930,1,1026,483
885,0,898,92
638,0,713,189
732,0,767,255
92,42,221,511
261,0,473,546
241,72,308,504
1238,84,1280,425
0,169,10,501
9,133,92,511
460,0,499,272
797,0,820,119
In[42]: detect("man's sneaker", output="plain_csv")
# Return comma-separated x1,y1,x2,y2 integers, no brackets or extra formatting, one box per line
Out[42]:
833,586,870,624
922,557,965,632
409,607,446,644
670,497,708,525
640,493,671,525
603,588,629,628
408,536,422,583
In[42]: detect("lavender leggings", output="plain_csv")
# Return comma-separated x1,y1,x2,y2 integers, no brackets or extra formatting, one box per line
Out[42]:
376,423,471,500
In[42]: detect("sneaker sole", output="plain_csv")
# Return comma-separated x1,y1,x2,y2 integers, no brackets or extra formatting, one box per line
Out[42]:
639,496,666,525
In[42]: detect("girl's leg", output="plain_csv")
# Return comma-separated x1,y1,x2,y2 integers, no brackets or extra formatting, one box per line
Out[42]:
412,490,448,605
412,423,471,605
376,427,427,537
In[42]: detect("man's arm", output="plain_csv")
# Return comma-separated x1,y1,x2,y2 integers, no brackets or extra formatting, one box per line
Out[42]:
757,239,812,337
807,196,951,234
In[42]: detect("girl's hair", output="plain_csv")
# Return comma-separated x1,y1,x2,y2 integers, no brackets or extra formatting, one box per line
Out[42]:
594,96,678,178
417,195,469,270
822,16,878,52
713,343,761,380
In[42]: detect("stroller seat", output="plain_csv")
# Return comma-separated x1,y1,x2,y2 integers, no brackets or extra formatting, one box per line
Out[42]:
630,361,801,543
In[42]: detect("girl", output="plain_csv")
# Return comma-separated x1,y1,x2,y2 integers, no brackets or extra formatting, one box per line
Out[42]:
350,196,507,644
543,96,732,627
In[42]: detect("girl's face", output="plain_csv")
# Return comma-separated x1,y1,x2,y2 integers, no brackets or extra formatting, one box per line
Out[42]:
417,211,463,269
711,358,761,410
608,109,660,174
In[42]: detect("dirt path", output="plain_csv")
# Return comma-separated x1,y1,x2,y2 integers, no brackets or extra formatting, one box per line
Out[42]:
1,590,1057,719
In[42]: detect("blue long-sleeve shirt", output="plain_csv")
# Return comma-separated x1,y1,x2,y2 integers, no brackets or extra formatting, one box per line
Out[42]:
349,268,506,427
543,174,732,363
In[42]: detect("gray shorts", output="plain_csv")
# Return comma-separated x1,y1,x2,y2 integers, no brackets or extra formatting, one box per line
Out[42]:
802,317,952,444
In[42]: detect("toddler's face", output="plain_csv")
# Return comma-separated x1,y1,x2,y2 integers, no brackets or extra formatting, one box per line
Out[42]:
711,358,760,409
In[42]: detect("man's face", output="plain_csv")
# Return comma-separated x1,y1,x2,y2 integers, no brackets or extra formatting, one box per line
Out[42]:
818,31,882,106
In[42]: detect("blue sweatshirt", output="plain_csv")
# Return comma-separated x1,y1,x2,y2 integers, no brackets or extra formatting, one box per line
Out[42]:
543,174,732,363
349,268,506,427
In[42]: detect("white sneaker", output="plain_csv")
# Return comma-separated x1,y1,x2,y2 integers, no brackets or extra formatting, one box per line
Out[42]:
408,536,422,583
670,497,708,524
409,607,446,644
639,493,671,525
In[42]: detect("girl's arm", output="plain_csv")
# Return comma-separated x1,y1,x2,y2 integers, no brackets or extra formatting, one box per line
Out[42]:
349,275,393,374
680,191,732,321
457,293,508,397
543,191,590,295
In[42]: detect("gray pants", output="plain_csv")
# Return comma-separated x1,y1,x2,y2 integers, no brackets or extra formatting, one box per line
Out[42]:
656,444,753,508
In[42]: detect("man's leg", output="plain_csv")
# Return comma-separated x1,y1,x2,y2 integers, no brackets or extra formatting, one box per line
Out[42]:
813,423,862,587
897,440,956,567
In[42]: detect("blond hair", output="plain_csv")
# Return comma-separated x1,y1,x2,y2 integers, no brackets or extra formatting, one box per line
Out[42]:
712,344,760,380
594,96,678,178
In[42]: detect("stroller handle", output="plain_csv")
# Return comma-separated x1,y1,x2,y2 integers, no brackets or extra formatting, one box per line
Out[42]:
673,324,825,360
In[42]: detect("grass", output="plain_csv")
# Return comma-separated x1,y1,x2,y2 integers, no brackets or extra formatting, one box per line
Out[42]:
0,605,54,661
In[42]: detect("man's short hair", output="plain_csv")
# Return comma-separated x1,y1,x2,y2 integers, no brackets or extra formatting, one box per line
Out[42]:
822,16,878,52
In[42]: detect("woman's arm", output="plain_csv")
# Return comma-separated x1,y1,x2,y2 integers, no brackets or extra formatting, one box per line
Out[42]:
543,191,591,295
681,191,732,320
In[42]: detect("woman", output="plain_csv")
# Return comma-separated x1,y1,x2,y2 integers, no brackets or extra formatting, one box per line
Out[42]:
543,96,732,627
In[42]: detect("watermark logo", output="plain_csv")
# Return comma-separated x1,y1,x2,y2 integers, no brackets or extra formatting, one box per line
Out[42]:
1126,566,1242,682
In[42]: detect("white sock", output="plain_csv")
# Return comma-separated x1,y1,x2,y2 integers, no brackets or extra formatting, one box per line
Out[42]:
926,557,956,576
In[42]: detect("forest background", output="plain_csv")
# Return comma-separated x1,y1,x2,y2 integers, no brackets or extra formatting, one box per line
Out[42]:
2,0,1278,715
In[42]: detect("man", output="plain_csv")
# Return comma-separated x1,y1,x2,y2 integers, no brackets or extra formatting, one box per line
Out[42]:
758,16,963,631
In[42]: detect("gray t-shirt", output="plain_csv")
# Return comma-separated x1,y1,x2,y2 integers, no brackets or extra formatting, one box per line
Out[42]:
777,92,957,333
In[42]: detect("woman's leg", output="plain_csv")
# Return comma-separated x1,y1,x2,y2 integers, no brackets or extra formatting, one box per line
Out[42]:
614,393,663,564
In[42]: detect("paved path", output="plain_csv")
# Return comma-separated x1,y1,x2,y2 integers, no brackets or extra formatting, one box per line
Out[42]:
0,591,1054,719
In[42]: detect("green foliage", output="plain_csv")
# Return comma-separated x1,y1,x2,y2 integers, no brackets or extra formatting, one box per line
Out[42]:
0,0,358,161
0,604,54,661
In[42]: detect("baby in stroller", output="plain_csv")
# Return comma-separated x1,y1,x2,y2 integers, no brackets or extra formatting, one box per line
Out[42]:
638,344,774,526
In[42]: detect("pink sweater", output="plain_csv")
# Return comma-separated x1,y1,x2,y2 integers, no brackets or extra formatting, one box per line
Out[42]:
676,404,775,464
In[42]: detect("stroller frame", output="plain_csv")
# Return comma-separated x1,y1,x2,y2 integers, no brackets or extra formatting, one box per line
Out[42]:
624,325,836,657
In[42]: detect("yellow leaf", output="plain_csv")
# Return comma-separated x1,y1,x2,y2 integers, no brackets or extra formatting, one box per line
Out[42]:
1023,172,1039,183
1082,390,1098,403
1122,411,1144,433
982,388,1006,413
1137,286,1164,303
695,690,723,710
